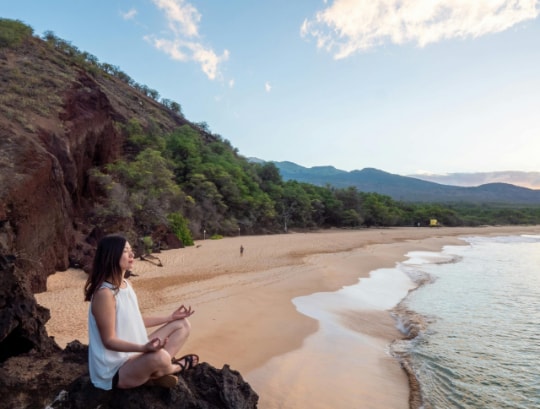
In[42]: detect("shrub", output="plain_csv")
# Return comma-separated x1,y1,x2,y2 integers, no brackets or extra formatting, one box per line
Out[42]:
0,19,33,48
168,213,194,246
141,236,154,254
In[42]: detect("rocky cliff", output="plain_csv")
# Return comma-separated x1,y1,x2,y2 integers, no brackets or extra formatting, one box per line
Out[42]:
1,34,188,293
0,339,258,409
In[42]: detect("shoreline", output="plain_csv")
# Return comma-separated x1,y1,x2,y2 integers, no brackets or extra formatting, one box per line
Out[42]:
389,250,460,409
391,236,540,408
35,225,540,408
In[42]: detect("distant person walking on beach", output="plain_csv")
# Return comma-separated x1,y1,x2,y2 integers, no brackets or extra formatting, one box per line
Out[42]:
84,234,199,390
240,245,244,256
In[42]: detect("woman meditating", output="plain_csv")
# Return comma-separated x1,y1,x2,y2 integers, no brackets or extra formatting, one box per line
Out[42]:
84,234,199,390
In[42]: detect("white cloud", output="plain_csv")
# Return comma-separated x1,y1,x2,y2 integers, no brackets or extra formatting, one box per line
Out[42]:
265,82,272,92
121,8,138,20
145,36,229,80
192,45,230,80
301,0,540,59
229,79,235,88
152,0,200,37
147,0,228,80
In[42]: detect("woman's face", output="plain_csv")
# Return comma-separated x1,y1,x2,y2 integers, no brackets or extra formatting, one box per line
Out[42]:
119,241,134,273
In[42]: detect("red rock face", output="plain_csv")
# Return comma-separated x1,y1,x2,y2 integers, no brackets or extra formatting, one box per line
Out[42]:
1,71,124,293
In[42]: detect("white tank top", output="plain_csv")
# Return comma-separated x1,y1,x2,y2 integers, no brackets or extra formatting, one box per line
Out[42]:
88,279,149,390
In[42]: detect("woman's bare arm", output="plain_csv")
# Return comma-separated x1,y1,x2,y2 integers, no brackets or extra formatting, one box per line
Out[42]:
92,288,164,353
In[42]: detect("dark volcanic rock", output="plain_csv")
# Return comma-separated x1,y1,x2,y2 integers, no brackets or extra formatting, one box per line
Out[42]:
0,341,88,409
0,254,59,362
1,341,259,409
50,364,258,409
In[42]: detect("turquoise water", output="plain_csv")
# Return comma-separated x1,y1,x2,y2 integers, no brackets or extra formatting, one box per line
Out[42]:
395,235,540,409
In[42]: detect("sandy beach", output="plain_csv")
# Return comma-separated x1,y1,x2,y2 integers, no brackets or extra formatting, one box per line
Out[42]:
35,225,540,408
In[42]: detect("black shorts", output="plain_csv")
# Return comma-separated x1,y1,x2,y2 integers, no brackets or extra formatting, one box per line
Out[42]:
112,371,120,388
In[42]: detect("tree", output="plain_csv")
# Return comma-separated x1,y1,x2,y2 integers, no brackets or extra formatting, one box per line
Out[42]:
170,101,182,115
257,162,282,189
166,125,203,181
107,149,183,233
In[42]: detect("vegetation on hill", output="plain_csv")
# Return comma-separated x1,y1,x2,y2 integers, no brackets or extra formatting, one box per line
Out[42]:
2,18,539,249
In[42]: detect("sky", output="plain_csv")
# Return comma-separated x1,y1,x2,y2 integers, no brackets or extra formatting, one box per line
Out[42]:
3,0,540,176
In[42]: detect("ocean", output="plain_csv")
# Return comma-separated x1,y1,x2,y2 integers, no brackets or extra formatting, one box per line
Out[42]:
394,235,540,409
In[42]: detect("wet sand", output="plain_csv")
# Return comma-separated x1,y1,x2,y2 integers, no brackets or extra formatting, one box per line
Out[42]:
35,225,540,408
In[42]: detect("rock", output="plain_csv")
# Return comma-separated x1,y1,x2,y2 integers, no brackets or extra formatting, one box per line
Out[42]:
0,254,60,362
162,232,184,250
0,341,88,409
49,364,258,409
1,341,259,409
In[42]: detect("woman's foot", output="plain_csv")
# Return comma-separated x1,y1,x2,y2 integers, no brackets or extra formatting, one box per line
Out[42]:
172,354,199,373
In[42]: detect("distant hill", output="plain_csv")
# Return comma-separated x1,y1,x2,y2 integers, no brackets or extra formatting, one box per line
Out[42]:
262,161,540,204
408,171,540,190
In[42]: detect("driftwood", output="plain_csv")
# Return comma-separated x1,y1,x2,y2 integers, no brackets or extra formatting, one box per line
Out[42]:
139,253,163,267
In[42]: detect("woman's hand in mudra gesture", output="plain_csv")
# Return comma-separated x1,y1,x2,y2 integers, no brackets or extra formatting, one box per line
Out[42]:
171,304,194,321
144,337,168,352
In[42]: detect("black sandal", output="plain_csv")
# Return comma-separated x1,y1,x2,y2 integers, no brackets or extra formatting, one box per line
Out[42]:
172,354,199,373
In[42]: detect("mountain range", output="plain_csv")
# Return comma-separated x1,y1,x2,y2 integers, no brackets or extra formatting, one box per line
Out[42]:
408,171,540,190
261,161,540,204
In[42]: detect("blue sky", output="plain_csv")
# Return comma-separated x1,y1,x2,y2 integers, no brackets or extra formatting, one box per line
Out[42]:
3,0,540,176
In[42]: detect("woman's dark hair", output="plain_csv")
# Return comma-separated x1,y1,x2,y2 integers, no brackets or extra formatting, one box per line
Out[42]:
84,234,127,301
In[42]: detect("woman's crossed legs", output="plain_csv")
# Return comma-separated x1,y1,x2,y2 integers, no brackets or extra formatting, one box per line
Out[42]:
116,318,194,388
